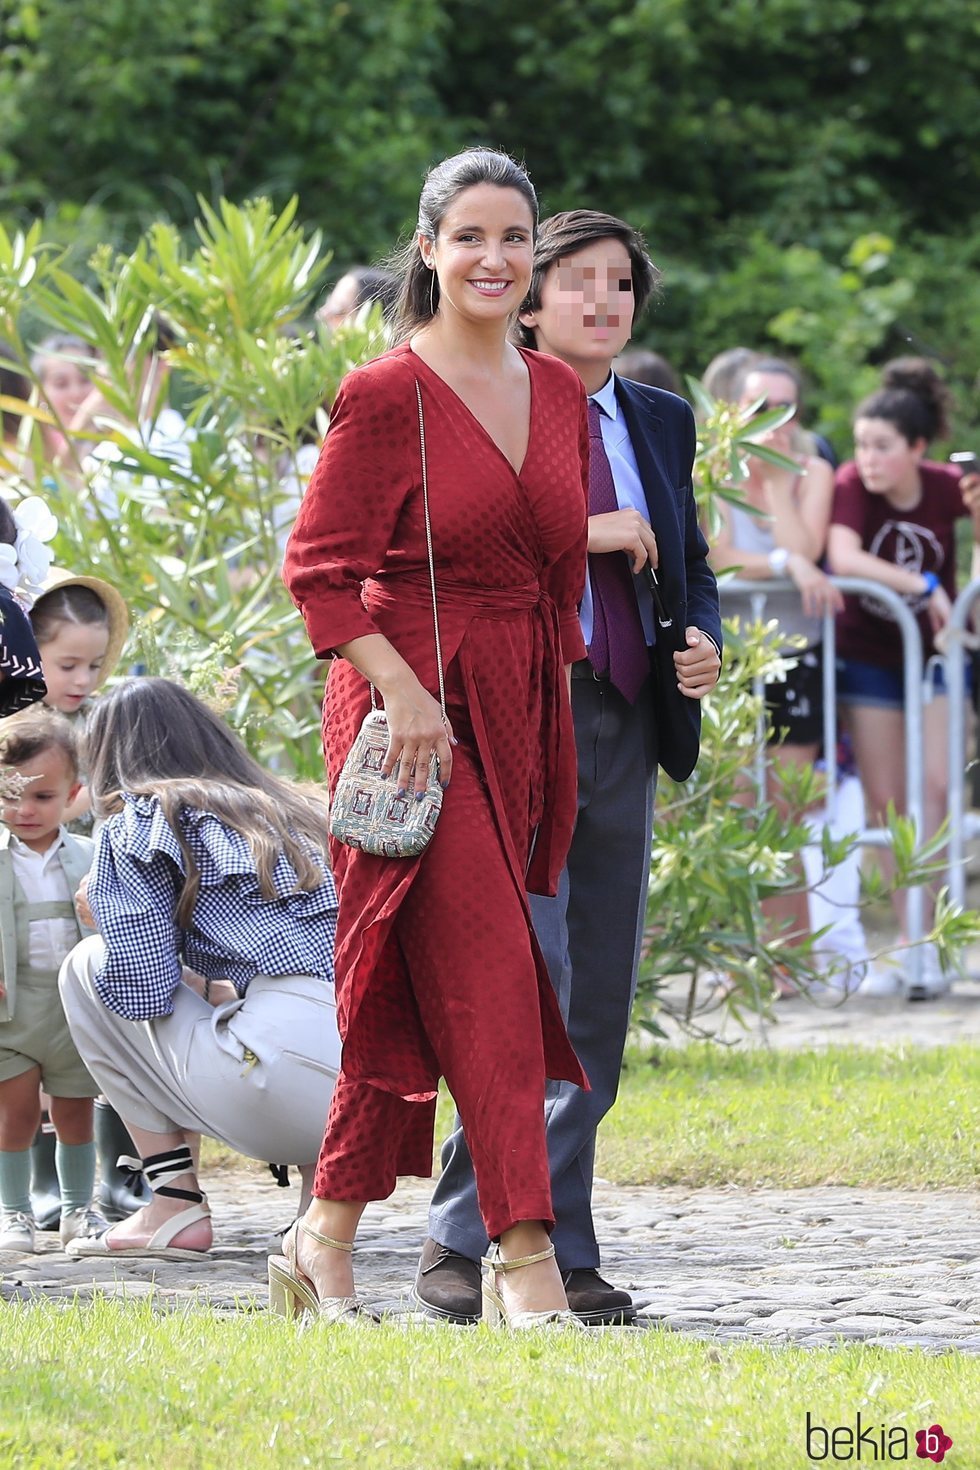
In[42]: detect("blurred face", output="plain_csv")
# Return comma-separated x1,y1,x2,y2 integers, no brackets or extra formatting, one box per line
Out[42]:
519,237,635,386
740,369,799,456
39,620,109,712
40,357,92,425
1,745,79,852
421,184,534,327
317,272,363,332
853,415,926,497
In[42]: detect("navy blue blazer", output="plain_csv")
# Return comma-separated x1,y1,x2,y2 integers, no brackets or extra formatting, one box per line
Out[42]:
613,375,722,782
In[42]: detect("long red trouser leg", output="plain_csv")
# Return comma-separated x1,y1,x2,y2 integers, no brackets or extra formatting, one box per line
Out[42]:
314,749,553,1239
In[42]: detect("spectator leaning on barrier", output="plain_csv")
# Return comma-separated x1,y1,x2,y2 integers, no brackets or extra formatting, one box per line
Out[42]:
613,348,683,397
315,266,399,334
827,357,980,1000
700,346,757,407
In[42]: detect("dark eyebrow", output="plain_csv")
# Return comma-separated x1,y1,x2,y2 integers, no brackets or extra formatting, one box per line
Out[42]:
452,223,531,233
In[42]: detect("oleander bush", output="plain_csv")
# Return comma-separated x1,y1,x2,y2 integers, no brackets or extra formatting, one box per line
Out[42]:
0,198,385,777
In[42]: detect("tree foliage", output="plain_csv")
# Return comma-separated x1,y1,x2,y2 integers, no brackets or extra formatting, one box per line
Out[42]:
2,0,978,455
440,0,980,253
0,0,448,262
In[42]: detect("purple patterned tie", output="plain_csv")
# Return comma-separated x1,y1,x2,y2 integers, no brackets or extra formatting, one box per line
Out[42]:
586,399,650,703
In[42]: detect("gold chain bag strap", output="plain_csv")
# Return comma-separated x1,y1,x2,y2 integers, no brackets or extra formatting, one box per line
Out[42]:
328,380,446,857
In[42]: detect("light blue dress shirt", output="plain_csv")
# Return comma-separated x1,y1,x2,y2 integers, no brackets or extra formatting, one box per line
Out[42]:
580,372,656,648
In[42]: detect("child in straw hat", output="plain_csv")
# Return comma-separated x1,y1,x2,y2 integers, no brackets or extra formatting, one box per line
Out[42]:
28,570,129,828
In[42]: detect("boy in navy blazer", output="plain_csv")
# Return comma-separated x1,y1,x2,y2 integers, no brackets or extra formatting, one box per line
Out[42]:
418,211,722,1324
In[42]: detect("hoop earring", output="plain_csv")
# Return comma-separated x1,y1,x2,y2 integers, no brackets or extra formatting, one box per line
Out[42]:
428,268,437,319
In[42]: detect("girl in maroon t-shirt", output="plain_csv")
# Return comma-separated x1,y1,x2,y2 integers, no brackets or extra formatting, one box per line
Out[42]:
827,358,980,996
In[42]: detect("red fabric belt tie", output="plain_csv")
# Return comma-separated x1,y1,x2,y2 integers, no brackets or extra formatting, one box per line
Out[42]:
364,573,569,890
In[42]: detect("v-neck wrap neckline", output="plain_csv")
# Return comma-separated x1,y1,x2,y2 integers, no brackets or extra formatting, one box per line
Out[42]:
407,343,533,481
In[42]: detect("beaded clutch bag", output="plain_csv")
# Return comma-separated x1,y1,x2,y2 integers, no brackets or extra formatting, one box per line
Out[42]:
329,380,446,859
328,709,443,857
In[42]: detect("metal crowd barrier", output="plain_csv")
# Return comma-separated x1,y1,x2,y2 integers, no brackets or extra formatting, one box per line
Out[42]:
719,577,926,985
942,577,980,911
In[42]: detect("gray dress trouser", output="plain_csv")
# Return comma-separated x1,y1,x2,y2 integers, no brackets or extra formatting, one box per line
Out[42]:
429,674,657,1269
59,935,340,1166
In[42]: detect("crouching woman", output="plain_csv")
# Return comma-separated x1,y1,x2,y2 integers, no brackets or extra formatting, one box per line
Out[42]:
58,678,341,1258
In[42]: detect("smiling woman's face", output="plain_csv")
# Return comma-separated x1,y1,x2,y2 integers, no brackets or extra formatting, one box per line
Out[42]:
40,358,92,425
422,184,534,326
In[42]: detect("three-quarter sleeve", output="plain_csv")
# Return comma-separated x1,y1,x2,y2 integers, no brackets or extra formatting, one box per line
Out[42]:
89,808,184,1020
544,388,589,665
283,361,419,657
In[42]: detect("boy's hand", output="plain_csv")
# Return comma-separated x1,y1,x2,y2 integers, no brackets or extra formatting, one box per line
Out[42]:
588,509,659,573
674,626,721,699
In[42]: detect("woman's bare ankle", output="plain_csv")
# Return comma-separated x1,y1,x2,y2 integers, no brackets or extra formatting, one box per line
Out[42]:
293,1198,365,1300
497,1223,568,1314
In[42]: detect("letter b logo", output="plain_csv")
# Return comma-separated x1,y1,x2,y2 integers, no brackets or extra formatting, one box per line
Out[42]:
805,1413,829,1460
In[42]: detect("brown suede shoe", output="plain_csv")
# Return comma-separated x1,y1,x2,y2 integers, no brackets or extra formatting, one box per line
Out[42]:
413,1237,481,1324
562,1268,637,1325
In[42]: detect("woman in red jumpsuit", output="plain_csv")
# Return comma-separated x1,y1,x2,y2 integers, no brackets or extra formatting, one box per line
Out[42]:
282,149,590,1327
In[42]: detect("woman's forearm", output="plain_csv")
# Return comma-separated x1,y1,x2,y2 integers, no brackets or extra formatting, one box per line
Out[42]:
334,633,425,699
828,542,929,596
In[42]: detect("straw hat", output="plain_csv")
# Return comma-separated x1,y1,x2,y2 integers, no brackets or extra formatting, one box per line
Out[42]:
34,568,130,689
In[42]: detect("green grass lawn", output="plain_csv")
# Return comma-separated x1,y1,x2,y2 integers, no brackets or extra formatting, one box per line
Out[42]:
1,1298,976,1470
202,1044,980,1192
7,1045,979,1467
597,1044,980,1190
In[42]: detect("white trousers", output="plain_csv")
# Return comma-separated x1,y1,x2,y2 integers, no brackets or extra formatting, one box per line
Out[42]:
804,775,872,972
59,936,340,1165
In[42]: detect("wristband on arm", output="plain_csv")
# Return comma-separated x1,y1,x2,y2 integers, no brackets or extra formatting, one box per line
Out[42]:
921,572,940,596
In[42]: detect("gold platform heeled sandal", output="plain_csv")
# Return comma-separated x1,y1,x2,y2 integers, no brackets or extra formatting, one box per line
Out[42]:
268,1221,378,1325
481,1243,586,1331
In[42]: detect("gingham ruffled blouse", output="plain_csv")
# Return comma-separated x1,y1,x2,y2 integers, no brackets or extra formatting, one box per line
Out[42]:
90,792,337,1019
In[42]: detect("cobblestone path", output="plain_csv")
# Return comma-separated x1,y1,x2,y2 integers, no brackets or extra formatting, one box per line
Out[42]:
3,992,977,1350
3,1170,977,1352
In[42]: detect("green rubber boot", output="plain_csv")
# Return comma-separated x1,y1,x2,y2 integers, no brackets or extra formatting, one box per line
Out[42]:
95,1101,152,1221
29,1116,61,1232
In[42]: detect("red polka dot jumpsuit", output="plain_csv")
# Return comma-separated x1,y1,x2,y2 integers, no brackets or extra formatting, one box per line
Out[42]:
283,342,590,1240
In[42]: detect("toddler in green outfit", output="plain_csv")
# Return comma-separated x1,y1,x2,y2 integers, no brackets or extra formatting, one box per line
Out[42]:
0,707,102,1252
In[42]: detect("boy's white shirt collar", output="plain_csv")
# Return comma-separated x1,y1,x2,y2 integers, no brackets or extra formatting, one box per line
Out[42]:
589,371,619,420
7,826,69,870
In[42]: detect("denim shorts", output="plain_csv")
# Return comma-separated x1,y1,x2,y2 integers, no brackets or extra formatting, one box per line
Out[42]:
836,656,970,710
